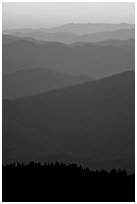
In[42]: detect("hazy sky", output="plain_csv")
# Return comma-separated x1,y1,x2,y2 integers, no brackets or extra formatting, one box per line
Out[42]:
3,2,135,29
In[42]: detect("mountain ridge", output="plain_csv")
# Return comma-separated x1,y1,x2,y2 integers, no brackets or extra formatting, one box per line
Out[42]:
3,37,134,77
7,28,135,44
3,34,135,47
3,68,91,99
3,71,135,172
3,23,135,35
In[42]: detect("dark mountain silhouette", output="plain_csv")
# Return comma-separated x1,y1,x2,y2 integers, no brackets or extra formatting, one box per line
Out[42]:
3,162,135,202
3,68,90,99
3,71,135,172
9,28,135,44
3,39,134,78
3,23,134,35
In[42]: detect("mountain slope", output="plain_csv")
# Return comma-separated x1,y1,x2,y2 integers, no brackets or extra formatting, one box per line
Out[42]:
2,39,134,78
3,71,135,171
2,34,51,45
3,23,134,35
3,118,62,162
3,68,90,99
70,38,135,50
92,38,135,47
10,28,135,44
3,34,135,48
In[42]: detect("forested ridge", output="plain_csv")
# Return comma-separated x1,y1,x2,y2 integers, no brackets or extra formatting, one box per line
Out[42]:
3,162,135,202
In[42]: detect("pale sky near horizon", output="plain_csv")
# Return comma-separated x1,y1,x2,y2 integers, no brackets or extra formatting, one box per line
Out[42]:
2,2,135,29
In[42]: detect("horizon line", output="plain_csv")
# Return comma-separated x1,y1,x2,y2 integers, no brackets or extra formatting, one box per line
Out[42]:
3,22,135,31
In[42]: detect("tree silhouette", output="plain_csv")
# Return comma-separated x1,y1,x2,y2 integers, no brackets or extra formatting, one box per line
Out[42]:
2,162,134,202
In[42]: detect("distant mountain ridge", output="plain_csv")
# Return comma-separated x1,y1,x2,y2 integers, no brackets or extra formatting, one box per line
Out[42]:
3,23,135,35
3,34,135,47
6,28,135,44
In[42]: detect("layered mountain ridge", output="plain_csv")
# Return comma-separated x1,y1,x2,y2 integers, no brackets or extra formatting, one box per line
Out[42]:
3,71,135,173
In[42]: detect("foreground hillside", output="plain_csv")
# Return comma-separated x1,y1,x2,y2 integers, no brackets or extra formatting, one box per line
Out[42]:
3,71,135,172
